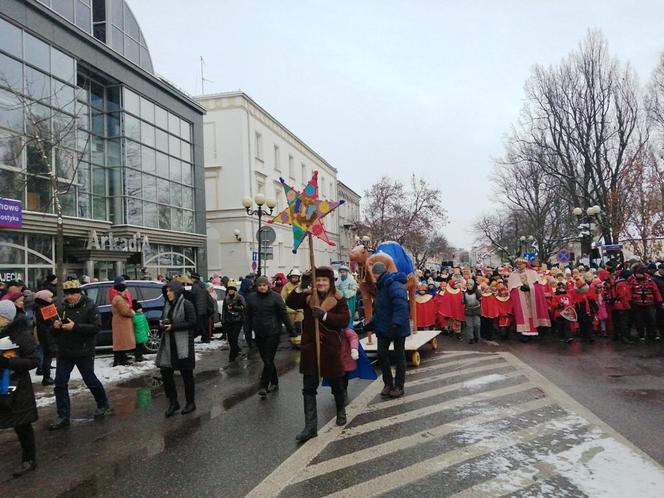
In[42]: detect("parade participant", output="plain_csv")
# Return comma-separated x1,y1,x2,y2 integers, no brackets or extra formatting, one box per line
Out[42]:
50,279,110,430
436,278,465,338
222,280,246,363
495,283,513,340
246,276,293,397
111,280,135,367
480,282,498,340
272,272,287,296
613,270,633,343
132,301,149,362
337,327,376,395
653,263,664,339
363,262,410,399
33,290,56,385
287,267,350,442
0,301,40,477
281,269,304,347
336,265,358,327
464,279,482,344
551,282,574,343
507,258,551,341
156,281,197,417
414,284,437,329
591,278,609,337
190,272,211,343
572,277,597,343
628,266,662,342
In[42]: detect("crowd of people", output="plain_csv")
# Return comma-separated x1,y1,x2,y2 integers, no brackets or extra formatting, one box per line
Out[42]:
412,259,664,345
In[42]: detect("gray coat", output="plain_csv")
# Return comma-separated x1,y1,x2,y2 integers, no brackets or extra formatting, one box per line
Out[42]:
155,294,197,370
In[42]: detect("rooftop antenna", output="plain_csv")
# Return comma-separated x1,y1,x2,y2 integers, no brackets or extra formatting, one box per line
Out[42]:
200,56,213,94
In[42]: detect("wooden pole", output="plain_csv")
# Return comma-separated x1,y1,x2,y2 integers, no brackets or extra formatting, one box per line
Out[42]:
308,233,321,379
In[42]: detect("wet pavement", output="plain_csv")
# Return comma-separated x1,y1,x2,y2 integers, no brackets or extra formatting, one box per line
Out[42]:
2,330,663,497
0,337,300,497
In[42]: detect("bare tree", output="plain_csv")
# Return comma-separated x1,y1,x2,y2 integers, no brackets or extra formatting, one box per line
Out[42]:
473,210,524,265
0,73,88,298
511,29,644,244
405,231,450,271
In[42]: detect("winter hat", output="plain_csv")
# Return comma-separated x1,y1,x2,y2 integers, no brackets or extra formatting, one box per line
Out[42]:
0,300,17,322
165,280,184,295
46,274,57,284
255,275,270,286
113,275,125,285
34,290,54,303
315,266,337,292
63,279,82,293
371,262,388,276
1,291,22,302
226,279,237,291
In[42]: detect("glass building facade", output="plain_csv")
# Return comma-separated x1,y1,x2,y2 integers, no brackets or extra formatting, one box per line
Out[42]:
0,1,206,288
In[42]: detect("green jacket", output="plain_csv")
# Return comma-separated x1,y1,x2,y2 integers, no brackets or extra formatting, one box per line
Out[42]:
133,312,150,344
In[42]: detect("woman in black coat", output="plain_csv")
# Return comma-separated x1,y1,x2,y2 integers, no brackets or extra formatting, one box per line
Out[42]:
155,281,197,418
0,303,40,477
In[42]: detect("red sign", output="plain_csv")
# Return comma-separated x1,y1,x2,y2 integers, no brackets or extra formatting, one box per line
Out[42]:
40,304,59,321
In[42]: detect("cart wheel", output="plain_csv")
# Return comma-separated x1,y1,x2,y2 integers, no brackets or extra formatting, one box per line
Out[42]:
411,351,421,367
430,337,438,351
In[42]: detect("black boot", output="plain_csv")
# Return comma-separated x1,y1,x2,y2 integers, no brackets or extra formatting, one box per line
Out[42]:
134,345,144,362
295,395,317,443
165,401,180,418
334,391,347,426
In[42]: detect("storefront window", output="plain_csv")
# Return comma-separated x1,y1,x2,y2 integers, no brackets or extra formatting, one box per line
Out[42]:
27,176,51,212
0,233,25,264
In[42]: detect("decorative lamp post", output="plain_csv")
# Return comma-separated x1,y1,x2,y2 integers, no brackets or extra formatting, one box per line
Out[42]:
242,194,276,276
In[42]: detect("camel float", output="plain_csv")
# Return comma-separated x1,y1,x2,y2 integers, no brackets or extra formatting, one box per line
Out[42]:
349,241,418,343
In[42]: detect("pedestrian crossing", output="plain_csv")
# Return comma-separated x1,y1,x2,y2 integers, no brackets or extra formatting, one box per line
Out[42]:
248,351,664,498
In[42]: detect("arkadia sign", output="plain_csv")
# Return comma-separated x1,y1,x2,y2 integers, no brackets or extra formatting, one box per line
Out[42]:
86,230,150,252
0,198,23,228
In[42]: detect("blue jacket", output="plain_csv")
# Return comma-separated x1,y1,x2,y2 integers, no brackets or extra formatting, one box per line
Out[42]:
368,272,411,338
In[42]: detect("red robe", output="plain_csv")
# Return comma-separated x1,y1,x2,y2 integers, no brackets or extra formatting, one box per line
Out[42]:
436,286,465,330
495,295,513,328
480,291,498,319
415,293,437,328
550,293,573,320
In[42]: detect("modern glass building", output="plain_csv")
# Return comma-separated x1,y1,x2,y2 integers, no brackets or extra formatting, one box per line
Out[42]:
0,0,206,287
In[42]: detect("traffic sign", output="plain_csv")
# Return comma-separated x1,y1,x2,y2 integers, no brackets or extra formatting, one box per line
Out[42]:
257,226,277,245
557,250,570,263
251,261,257,271
252,251,257,262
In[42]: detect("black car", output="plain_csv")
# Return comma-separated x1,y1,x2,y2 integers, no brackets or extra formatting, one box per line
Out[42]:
82,280,165,353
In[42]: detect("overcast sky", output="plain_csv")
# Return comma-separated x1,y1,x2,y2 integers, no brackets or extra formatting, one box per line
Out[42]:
129,0,664,249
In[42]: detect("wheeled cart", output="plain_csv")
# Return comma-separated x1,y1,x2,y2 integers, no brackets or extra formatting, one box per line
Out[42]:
360,329,440,367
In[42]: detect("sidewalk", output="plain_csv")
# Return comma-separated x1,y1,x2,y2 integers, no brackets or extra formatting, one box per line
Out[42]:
0,337,300,497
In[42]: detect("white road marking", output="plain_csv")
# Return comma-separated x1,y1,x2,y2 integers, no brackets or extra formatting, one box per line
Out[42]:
405,354,504,376
405,362,515,388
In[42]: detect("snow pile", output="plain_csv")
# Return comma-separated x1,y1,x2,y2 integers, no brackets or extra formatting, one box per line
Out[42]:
463,373,507,388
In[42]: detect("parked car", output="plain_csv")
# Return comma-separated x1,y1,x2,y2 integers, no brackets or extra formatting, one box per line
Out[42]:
82,280,165,353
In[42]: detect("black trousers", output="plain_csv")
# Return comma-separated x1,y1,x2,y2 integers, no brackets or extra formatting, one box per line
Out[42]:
160,367,195,404
302,374,345,398
555,316,570,340
613,309,632,340
225,322,243,361
256,334,280,388
632,306,658,339
480,316,494,340
14,423,36,462
377,335,406,389
197,315,210,342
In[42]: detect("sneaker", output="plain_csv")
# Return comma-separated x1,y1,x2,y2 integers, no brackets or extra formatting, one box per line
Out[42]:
380,385,393,397
258,388,267,398
48,417,70,431
94,405,111,419
267,384,279,393
388,387,404,398
41,377,55,386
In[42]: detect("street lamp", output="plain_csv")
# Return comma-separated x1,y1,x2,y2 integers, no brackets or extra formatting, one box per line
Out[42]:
233,228,242,241
573,205,602,264
242,194,276,276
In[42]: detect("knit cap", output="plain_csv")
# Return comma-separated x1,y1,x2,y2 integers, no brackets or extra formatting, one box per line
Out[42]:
0,300,17,322
371,262,388,276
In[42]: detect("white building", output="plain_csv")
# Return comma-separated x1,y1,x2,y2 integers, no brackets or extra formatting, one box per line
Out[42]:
337,181,362,265
199,92,342,277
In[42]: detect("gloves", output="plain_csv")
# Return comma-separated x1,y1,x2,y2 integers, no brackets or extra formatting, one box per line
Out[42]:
311,306,325,320
520,284,530,292
350,349,359,360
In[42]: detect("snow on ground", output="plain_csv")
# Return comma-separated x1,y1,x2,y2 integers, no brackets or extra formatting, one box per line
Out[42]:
463,373,507,388
31,339,226,407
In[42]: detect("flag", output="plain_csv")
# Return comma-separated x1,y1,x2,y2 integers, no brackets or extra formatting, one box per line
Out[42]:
40,304,59,321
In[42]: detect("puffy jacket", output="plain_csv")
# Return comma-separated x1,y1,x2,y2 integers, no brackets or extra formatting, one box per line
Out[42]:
53,296,101,358
629,275,662,307
613,279,632,311
190,281,209,317
222,293,246,324
0,316,39,429
365,272,411,338
245,290,293,337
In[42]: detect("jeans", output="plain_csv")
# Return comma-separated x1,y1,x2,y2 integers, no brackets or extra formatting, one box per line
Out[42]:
256,334,280,388
54,356,108,419
465,315,481,341
377,335,406,389
225,322,243,361
14,423,35,462
160,367,195,404
632,305,658,339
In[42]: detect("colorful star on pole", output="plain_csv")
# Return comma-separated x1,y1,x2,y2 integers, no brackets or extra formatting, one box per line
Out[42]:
269,171,345,253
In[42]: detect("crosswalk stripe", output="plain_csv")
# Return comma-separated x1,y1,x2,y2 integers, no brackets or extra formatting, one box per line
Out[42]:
365,370,524,413
293,397,557,483
405,354,506,376
323,417,589,498
405,362,516,388
341,381,535,437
